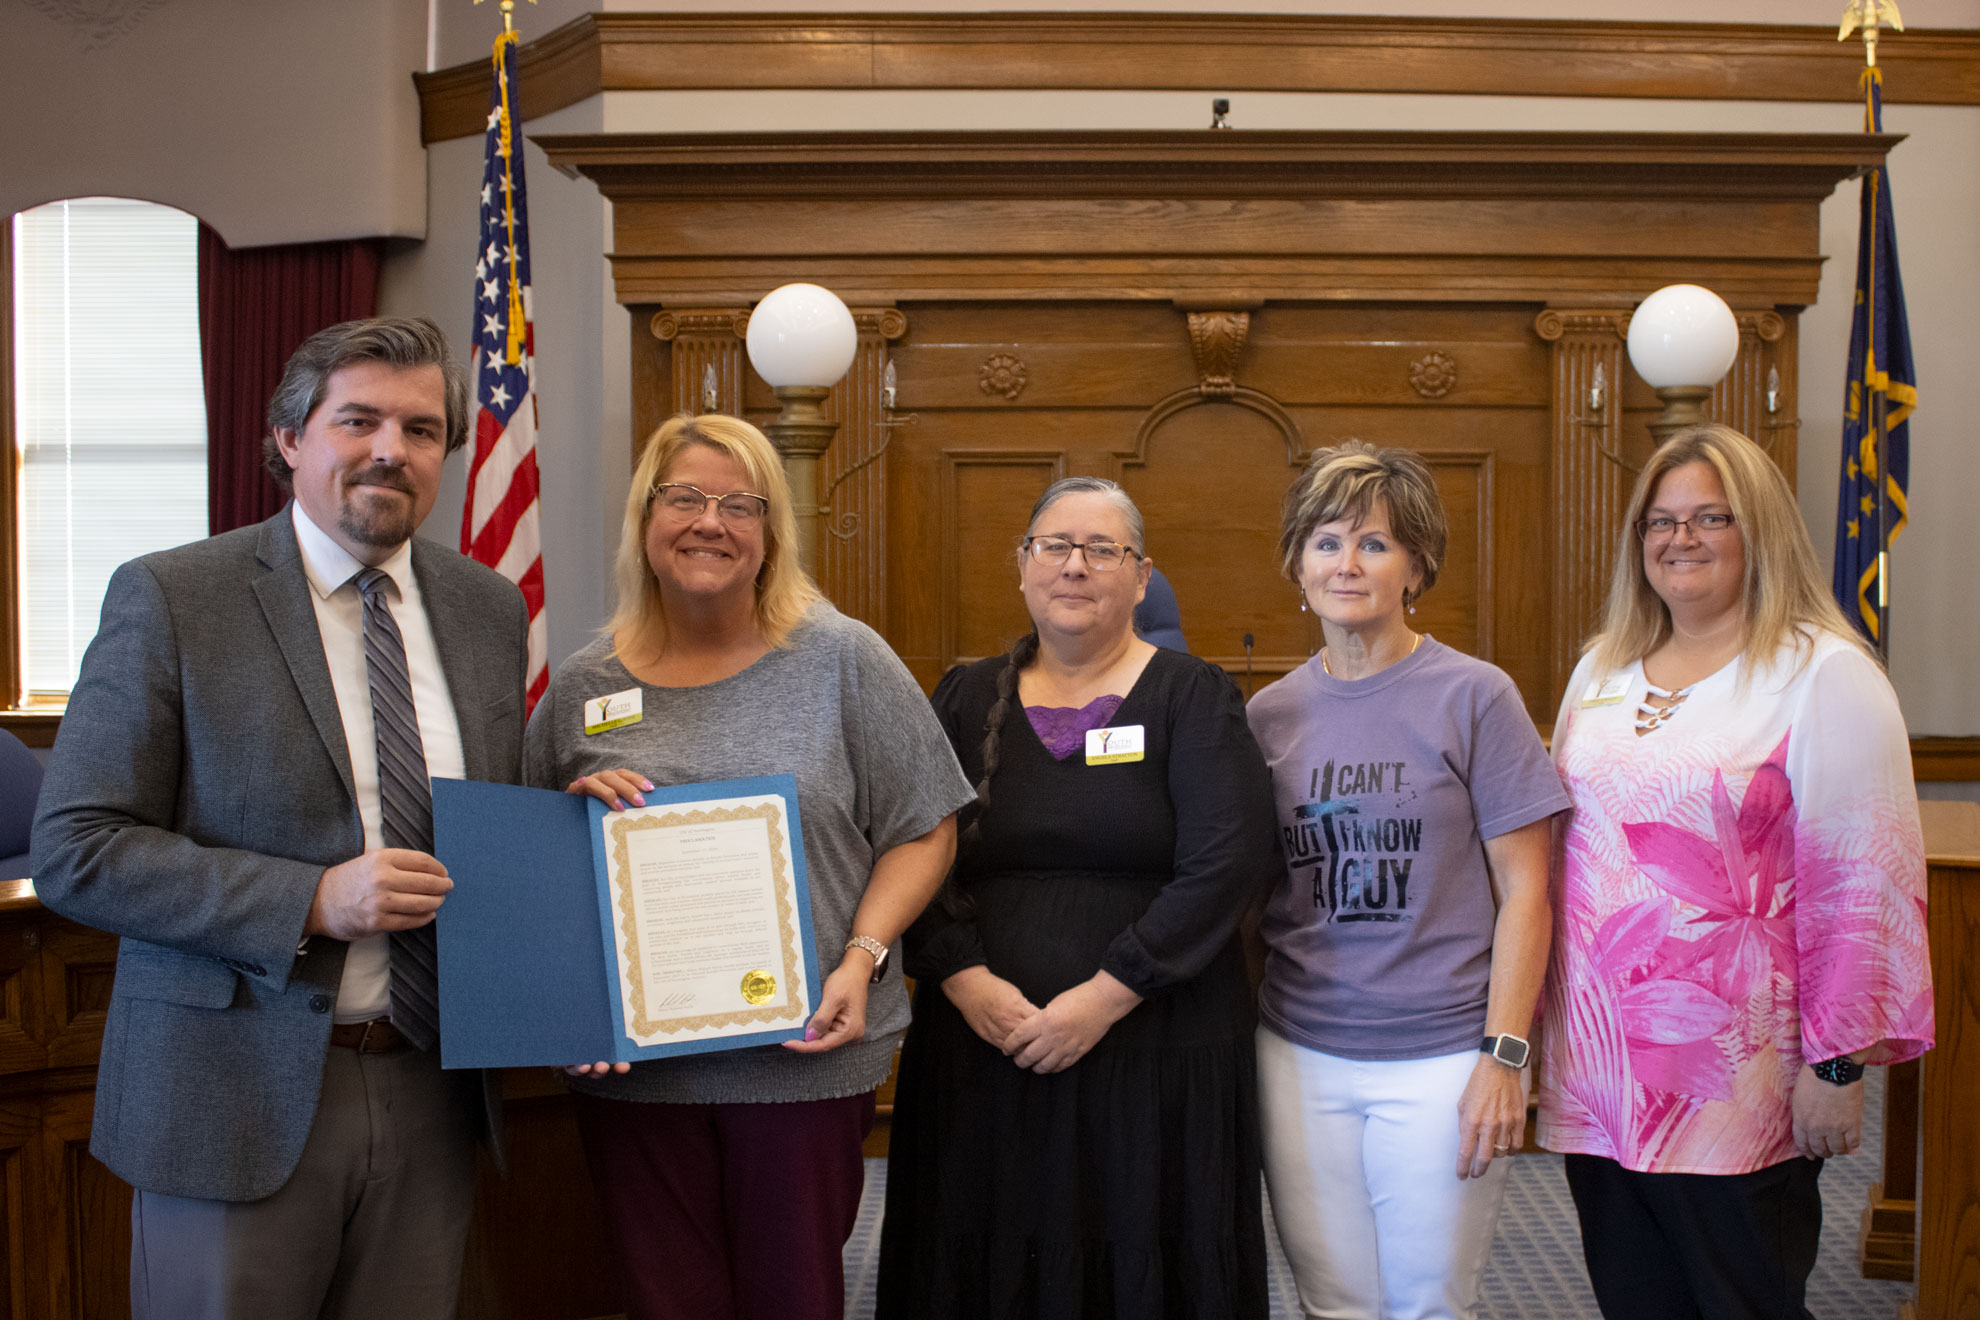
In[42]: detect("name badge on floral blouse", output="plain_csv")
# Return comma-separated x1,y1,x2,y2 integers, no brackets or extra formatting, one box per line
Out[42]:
1581,674,1630,708
1085,724,1145,765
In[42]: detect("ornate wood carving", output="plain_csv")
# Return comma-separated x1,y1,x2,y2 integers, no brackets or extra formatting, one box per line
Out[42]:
1537,308,1631,697
1408,351,1459,399
1186,311,1249,396
815,308,908,631
1129,307,1302,505
421,14,1980,143
977,353,1028,402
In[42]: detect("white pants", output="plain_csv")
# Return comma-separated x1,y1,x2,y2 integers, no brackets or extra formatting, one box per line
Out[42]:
1257,1028,1520,1320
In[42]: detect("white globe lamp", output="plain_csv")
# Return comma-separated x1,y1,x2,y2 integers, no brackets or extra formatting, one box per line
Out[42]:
746,283,858,389
744,283,860,576
1626,284,1741,441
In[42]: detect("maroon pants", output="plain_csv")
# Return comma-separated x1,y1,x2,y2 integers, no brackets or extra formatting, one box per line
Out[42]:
574,1090,876,1320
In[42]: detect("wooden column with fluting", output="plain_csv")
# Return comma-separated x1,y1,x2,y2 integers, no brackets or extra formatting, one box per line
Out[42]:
1712,310,1801,487
1536,309,1630,698
651,307,752,423
814,308,907,631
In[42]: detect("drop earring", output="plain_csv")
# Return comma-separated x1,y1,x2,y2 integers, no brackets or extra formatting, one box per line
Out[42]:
1299,596,1308,613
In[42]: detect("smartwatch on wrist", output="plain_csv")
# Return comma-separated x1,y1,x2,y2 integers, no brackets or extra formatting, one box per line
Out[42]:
1481,1034,1530,1069
1811,1055,1865,1086
846,935,890,982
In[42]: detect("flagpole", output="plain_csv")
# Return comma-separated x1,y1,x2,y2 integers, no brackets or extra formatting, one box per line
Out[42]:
1843,0,1903,662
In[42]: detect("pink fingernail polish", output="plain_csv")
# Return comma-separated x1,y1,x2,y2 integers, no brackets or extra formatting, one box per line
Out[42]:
805,1027,819,1042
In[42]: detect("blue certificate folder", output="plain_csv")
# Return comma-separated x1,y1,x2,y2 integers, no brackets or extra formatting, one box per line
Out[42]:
430,774,820,1070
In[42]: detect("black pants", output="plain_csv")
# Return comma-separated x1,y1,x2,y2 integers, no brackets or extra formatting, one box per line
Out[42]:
1564,1154,1823,1320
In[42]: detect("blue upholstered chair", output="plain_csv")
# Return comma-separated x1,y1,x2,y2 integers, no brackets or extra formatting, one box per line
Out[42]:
1134,566,1189,652
0,729,44,881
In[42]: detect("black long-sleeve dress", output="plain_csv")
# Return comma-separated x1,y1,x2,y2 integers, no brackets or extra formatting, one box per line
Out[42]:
876,647,1275,1320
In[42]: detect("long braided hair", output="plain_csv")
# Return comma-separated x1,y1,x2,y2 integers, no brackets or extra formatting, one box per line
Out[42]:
960,476,1147,851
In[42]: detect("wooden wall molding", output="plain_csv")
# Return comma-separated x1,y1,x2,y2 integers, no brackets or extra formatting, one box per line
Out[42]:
417,12,1980,144
540,130,1889,311
1913,737,1980,783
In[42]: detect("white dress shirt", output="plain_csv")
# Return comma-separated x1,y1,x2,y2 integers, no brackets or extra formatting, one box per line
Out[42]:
291,504,466,1023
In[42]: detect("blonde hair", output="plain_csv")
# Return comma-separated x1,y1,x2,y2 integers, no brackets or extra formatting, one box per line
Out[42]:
1278,439,1447,605
1589,423,1869,678
609,414,822,664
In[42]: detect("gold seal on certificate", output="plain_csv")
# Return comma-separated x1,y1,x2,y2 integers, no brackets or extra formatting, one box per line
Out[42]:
740,969,777,1004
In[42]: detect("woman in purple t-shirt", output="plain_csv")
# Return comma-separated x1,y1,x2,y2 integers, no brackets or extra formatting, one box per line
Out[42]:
1247,441,1569,1320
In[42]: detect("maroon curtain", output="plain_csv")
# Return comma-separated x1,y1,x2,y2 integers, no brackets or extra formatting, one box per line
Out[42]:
198,226,385,534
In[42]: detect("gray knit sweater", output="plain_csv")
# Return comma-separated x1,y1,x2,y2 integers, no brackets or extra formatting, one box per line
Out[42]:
524,604,974,1104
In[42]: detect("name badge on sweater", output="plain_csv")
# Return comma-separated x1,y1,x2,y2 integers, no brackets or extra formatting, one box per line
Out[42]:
584,688,644,735
1085,724,1145,765
1581,674,1630,708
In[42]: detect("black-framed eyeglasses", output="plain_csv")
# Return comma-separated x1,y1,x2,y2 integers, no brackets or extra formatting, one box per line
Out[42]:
650,483,769,524
1635,512,1737,542
1022,535,1142,571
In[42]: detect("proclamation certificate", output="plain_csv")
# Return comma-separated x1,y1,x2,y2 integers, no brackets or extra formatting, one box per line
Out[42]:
598,792,813,1048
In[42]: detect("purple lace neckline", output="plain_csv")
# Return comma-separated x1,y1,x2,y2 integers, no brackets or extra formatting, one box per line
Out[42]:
1025,693,1126,761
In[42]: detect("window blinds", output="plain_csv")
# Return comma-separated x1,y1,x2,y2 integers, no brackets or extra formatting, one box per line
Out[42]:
12,197,207,696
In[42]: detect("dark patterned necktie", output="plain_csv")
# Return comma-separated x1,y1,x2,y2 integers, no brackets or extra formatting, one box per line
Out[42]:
355,567,440,1053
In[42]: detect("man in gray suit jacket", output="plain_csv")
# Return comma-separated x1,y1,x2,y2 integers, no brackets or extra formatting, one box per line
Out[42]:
32,317,527,1319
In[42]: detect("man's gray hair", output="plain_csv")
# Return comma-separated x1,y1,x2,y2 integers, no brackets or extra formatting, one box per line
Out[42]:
263,317,470,487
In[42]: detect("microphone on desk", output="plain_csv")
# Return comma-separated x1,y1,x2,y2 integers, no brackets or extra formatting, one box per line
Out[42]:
1242,633,1255,699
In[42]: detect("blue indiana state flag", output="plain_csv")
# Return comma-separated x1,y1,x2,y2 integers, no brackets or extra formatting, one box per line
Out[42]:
1833,67,1917,647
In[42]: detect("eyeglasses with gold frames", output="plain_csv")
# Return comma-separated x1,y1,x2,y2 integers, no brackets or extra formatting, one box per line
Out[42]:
650,483,769,524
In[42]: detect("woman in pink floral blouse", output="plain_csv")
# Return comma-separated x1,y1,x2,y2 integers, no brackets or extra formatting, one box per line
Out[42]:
1540,424,1933,1320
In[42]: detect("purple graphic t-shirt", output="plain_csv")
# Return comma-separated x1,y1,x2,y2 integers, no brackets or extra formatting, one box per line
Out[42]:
1245,638,1569,1061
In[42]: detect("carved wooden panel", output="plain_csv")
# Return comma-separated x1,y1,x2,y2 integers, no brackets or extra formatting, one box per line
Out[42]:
0,1099,30,1320
38,926,112,1072
0,925,42,1077
880,300,1554,713
42,1092,123,1320
936,451,1064,676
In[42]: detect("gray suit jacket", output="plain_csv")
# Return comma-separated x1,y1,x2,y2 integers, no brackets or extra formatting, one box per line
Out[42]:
30,508,527,1202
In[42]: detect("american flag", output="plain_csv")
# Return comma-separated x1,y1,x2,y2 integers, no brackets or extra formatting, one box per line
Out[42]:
465,29,547,710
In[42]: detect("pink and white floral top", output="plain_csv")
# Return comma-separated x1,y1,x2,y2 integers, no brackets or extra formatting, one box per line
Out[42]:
1537,630,1933,1175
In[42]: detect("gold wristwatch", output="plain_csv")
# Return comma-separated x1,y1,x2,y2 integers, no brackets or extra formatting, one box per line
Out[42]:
845,935,890,982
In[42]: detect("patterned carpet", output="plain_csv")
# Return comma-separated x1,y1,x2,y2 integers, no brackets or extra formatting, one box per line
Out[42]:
844,1067,1915,1319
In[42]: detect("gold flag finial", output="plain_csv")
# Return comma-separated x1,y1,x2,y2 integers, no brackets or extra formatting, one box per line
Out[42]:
472,0,535,35
1840,0,1904,67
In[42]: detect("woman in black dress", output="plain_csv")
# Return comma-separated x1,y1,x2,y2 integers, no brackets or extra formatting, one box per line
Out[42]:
877,477,1274,1320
